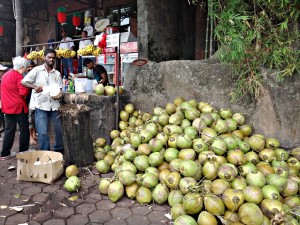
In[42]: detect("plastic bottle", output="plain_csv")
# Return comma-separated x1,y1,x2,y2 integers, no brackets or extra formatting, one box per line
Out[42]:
68,80,75,93
62,77,67,92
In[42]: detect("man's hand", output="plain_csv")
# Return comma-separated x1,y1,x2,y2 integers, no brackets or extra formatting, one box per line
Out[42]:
52,92,62,100
34,86,43,93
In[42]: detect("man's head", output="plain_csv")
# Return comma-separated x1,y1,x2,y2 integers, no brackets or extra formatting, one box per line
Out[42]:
13,56,29,75
62,31,67,38
81,31,88,38
27,60,35,72
44,49,56,68
83,58,94,70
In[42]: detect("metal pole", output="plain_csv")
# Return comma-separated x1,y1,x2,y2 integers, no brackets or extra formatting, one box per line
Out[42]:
115,15,121,130
22,37,95,48
15,0,23,56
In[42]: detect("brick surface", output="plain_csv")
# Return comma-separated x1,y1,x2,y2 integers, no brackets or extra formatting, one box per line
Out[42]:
75,203,96,215
53,207,75,219
84,193,102,203
81,179,96,189
32,193,50,202
96,199,116,210
51,189,71,201
4,188,20,196
126,215,149,225
0,197,11,205
89,209,112,223
0,208,18,217
79,188,90,196
116,197,135,207
27,221,41,225
43,184,60,193
43,218,66,225
131,205,152,216
0,217,5,225
23,186,42,195
66,214,89,225
147,210,169,224
0,134,172,225
10,195,31,206
31,211,53,223
88,185,100,194
6,177,18,184
104,218,126,225
42,200,63,212
14,182,33,190
111,207,132,219
5,213,29,225
151,204,170,211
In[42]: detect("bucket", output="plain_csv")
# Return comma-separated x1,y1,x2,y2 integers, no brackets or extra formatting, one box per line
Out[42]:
74,78,87,93
85,79,94,93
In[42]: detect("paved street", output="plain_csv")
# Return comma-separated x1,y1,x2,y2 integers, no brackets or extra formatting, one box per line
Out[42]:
0,132,171,225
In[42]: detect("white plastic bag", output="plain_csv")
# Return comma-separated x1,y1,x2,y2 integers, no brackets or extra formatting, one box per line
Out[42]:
92,79,98,91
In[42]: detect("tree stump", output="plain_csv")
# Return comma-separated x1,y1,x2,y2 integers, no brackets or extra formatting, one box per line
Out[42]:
59,104,94,167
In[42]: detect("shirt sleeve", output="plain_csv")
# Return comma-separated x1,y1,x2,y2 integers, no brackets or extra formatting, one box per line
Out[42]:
69,37,75,48
21,68,37,85
17,75,29,97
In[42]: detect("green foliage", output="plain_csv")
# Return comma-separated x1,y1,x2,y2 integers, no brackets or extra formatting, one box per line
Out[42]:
194,0,300,101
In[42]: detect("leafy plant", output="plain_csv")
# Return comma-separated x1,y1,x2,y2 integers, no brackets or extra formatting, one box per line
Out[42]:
193,0,300,101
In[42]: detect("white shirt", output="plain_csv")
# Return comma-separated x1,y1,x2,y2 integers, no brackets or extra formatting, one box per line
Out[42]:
21,65,62,111
59,37,74,50
79,39,93,49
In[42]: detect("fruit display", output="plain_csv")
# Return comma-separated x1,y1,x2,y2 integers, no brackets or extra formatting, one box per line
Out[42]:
26,50,45,60
92,98,300,225
55,48,76,58
94,83,123,96
77,44,102,56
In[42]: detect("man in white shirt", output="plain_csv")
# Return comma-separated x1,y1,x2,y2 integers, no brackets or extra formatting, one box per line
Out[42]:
78,30,93,73
22,49,64,153
59,31,74,78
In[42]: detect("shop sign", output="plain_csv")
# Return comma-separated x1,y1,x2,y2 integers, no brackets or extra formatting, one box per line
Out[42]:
106,34,120,48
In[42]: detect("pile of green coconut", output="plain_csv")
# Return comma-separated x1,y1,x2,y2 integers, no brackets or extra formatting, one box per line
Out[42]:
83,97,300,225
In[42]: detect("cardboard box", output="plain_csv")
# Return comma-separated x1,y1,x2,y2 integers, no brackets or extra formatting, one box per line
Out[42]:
16,151,64,184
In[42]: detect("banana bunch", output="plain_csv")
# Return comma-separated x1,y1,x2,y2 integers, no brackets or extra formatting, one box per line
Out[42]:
92,47,102,56
55,49,76,58
27,50,44,60
78,45,101,56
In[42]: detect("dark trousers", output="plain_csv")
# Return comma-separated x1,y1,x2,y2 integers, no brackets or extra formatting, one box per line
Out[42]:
1,112,30,157
0,109,4,131
78,56,83,73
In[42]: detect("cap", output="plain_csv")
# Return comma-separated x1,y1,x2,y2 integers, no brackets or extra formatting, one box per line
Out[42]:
0,64,8,71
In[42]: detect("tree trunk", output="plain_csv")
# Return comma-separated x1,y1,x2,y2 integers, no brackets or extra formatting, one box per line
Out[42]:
59,104,94,167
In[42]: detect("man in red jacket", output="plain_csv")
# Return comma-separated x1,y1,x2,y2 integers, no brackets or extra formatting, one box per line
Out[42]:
0,57,30,160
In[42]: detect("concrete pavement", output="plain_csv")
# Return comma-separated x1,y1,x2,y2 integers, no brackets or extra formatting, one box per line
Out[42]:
0,132,172,225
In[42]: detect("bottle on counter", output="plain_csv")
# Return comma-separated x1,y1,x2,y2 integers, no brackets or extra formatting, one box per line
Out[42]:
68,80,75,93
62,76,68,92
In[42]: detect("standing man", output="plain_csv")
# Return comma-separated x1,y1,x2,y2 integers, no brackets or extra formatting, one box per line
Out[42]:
24,60,38,145
83,58,109,86
78,30,92,73
59,31,74,78
0,57,30,160
22,49,64,153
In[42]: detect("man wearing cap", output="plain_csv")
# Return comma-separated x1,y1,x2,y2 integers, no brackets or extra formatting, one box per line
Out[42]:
0,64,8,138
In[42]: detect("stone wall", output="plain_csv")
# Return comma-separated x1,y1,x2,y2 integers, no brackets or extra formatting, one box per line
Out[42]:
123,60,300,149
137,0,196,61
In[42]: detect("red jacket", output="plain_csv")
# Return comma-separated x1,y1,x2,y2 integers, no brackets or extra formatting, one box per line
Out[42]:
1,69,29,114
